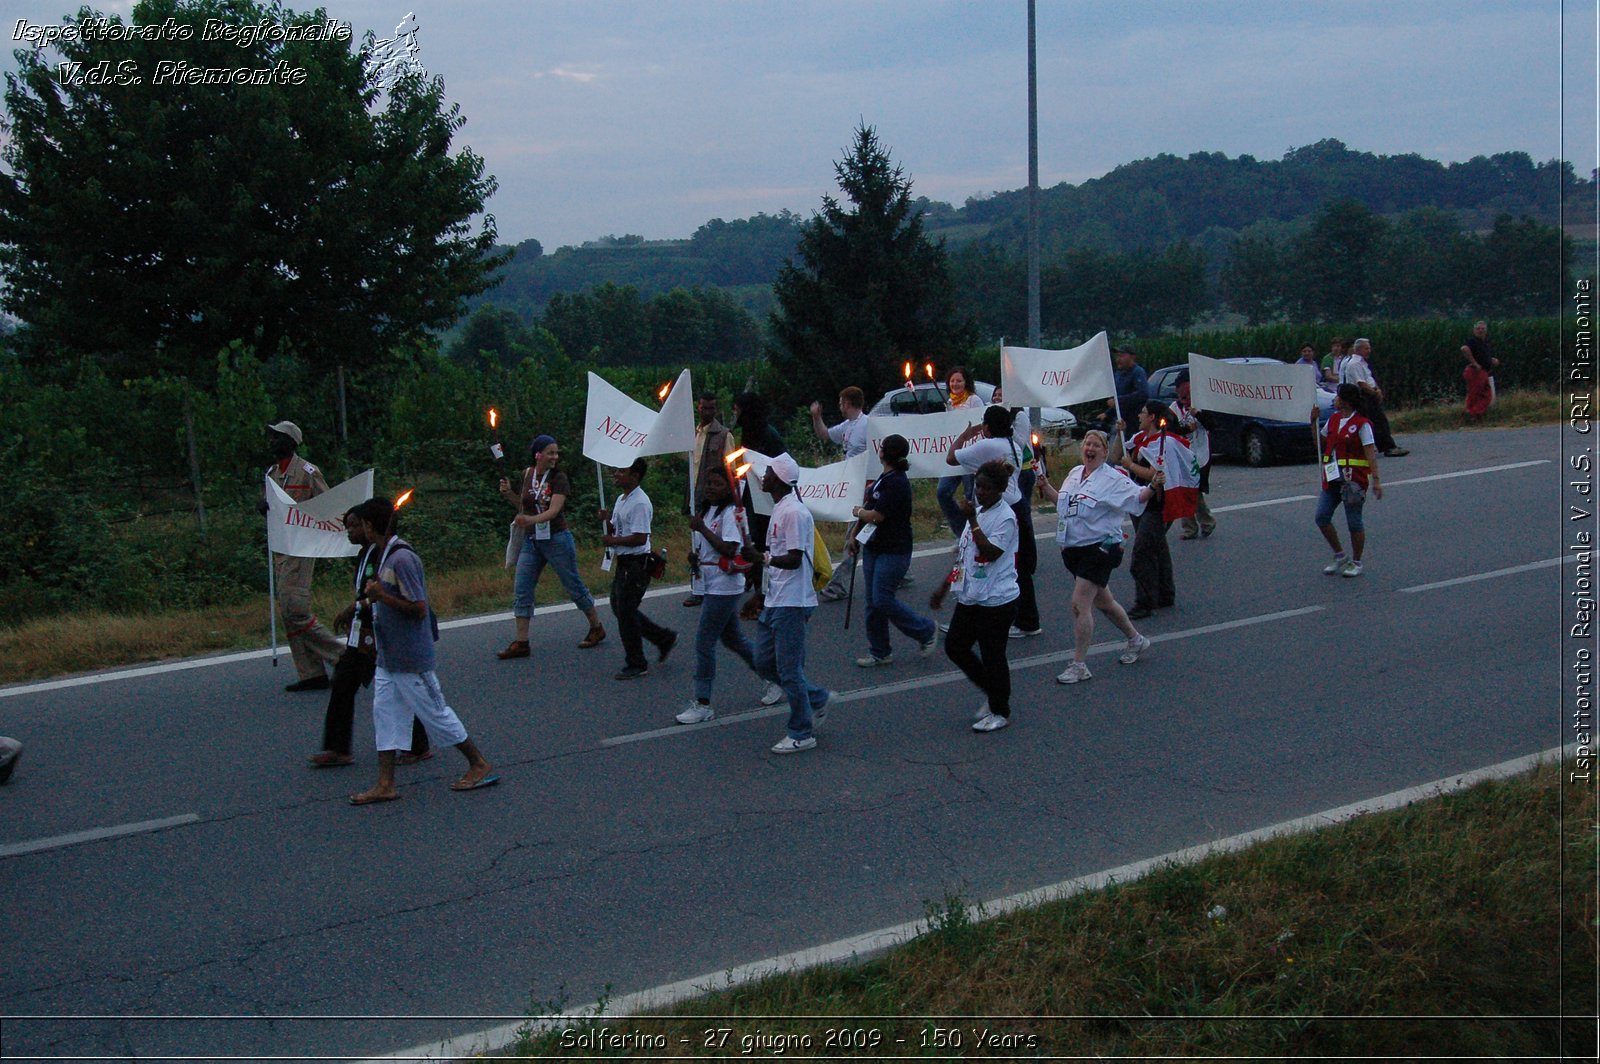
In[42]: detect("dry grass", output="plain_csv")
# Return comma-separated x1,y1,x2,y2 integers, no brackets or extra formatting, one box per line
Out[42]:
1389,387,1564,434
505,760,1596,1059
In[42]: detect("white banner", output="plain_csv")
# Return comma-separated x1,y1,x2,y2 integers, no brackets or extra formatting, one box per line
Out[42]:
999,331,1116,407
1187,353,1321,423
581,369,696,467
735,449,874,523
264,469,373,558
861,407,984,481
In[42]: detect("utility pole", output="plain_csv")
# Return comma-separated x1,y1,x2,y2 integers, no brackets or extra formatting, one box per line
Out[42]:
1027,0,1040,349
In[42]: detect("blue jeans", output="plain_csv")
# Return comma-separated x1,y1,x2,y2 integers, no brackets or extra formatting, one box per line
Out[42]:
937,474,975,536
512,530,594,616
694,592,756,703
1314,481,1367,534
752,606,829,740
862,550,936,660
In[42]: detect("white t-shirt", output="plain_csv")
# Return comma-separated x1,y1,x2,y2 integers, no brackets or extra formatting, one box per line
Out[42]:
1341,355,1376,390
827,413,871,458
952,436,1023,505
949,392,984,411
765,493,817,608
1008,407,1032,458
693,503,749,596
1055,463,1145,548
609,486,652,555
955,502,1019,607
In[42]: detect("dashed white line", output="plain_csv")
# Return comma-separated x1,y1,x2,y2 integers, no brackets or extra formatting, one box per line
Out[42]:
0,814,201,859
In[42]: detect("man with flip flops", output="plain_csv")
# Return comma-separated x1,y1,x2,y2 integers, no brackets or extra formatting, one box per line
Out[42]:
347,496,497,806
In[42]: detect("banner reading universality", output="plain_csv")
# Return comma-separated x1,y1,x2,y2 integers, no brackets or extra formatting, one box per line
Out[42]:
264,469,374,558
582,369,696,467
999,331,1116,407
1187,353,1321,423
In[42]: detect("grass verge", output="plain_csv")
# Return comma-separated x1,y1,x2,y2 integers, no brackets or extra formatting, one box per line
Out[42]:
0,389,1558,686
501,759,1596,1059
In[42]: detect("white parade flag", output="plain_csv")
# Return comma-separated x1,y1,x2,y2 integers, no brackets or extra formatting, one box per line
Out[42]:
733,449,871,523
1000,331,1116,407
264,469,373,558
1188,353,1321,423
581,369,696,467
861,407,984,481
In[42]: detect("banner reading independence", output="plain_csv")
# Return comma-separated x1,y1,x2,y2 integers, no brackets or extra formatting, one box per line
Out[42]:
999,331,1116,407
264,469,374,558
738,449,874,523
860,407,984,481
1187,353,1321,423
581,369,696,467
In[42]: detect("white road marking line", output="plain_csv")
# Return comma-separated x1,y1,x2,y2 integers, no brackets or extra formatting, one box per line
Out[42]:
0,813,201,860
1400,555,1572,593
364,744,1576,1063
601,606,1325,747
0,458,1554,700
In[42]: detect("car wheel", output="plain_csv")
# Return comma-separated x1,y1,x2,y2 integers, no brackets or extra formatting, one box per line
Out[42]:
1243,426,1272,467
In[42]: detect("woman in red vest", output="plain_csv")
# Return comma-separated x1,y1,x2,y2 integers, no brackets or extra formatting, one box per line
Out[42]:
1316,383,1384,578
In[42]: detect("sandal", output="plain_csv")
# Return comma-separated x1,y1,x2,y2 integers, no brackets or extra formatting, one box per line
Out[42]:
308,751,354,768
496,640,531,660
577,625,606,649
396,750,434,766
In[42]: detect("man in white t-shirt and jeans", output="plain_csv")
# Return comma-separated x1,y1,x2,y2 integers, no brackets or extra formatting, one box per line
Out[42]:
948,405,1040,638
600,458,678,680
810,385,871,602
754,454,834,755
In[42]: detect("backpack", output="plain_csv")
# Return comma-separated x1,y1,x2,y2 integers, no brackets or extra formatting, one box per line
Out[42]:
810,525,834,592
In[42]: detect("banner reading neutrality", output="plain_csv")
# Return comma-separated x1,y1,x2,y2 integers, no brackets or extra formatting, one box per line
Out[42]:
999,331,1116,408
264,469,374,558
582,369,696,467
1186,353,1322,423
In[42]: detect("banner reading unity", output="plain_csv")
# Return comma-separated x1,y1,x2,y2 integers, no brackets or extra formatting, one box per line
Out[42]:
738,449,874,523
582,369,696,467
861,407,984,481
999,331,1116,407
1187,353,1321,423
264,469,374,558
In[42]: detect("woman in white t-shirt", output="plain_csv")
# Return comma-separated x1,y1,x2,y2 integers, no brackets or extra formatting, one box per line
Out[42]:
1037,430,1162,686
675,469,767,725
935,366,986,536
929,459,1019,733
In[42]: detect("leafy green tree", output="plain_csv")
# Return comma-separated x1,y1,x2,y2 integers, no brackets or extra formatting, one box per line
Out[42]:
1471,214,1571,319
1288,199,1389,321
1220,232,1288,324
768,124,975,407
646,287,709,365
1373,207,1472,318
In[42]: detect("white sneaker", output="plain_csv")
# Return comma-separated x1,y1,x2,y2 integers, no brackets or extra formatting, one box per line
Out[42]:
937,621,950,634
675,702,715,725
973,701,990,722
771,735,816,755
1322,554,1347,575
811,691,832,731
1008,626,1042,639
1343,560,1364,578
972,712,1009,732
855,654,892,667
1056,660,1092,684
919,637,938,657
759,682,785,706
1118,634,1151,665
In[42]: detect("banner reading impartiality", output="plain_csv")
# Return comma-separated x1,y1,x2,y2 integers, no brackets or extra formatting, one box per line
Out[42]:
737,449,874,523
1187,353,1321,423
581,369,696,467
999,331,1116,407
861,407,985,481
264,469,374,558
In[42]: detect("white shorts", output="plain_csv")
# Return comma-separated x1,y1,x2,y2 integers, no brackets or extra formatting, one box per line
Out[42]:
372,668,468,751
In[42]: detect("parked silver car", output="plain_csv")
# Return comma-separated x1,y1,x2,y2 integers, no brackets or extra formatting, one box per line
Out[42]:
868,381,1079,436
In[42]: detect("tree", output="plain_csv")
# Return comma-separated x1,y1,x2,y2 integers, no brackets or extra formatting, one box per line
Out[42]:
0,0,503,405
1288,200,1389,321
768,124,975,408
1220,232,1288,324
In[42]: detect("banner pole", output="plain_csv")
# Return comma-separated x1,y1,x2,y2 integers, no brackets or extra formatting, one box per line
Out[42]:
595,460,608,531
266,540,279,667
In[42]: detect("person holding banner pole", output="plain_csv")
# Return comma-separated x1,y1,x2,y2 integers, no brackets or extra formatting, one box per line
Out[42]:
497,435,606,657
261,421,344,692
810,386,871,602
732,392,787,620
1315,383,1383,577
1169,372,1216,539
849,434,937,667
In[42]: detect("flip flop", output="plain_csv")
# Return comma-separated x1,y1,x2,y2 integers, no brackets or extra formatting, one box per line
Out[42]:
349,790,401,806
308,752,355,768
396,750,434,766
450,773,500,792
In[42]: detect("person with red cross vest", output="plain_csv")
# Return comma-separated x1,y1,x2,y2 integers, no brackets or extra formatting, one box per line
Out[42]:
1315,383,1384,578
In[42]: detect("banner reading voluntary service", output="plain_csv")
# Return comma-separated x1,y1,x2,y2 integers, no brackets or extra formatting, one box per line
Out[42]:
861,407,985,481
264,469,374,558
581,369,696,467
1187,353,1321,423
999,331,1116,407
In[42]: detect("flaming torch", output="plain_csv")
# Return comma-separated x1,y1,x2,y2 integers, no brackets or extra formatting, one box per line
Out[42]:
385,488,414,537
657,380,671,402
487,408,504,463
924,362,936,382
1031,432,1045,481
723,446,750,482
902,361,914,392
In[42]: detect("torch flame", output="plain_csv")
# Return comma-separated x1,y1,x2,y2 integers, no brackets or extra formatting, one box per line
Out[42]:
924,362,935,381
902,361,912,380
394,488,415,510
724,446,746,465
487,408,498,429
733,462,752,480
1031,433,1039,447
658,381,670,401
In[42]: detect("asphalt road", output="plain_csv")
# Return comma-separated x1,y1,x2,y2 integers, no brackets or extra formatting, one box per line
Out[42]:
0,424,1566,1060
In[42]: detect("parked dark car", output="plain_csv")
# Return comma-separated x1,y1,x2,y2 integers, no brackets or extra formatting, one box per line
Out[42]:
1147,359,1333,467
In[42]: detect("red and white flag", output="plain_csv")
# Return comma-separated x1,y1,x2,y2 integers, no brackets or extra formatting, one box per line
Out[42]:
1130,428,1199,522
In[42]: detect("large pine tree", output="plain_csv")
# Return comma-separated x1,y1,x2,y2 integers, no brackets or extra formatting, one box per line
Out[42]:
768,125,975,409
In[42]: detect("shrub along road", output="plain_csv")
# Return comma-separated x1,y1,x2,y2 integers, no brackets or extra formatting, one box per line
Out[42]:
0,424,1564,1059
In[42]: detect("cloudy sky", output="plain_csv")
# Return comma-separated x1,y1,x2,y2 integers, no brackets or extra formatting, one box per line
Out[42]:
7,1,1597,248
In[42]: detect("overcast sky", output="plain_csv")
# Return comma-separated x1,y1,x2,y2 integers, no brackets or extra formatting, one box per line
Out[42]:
7,1,1598,248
